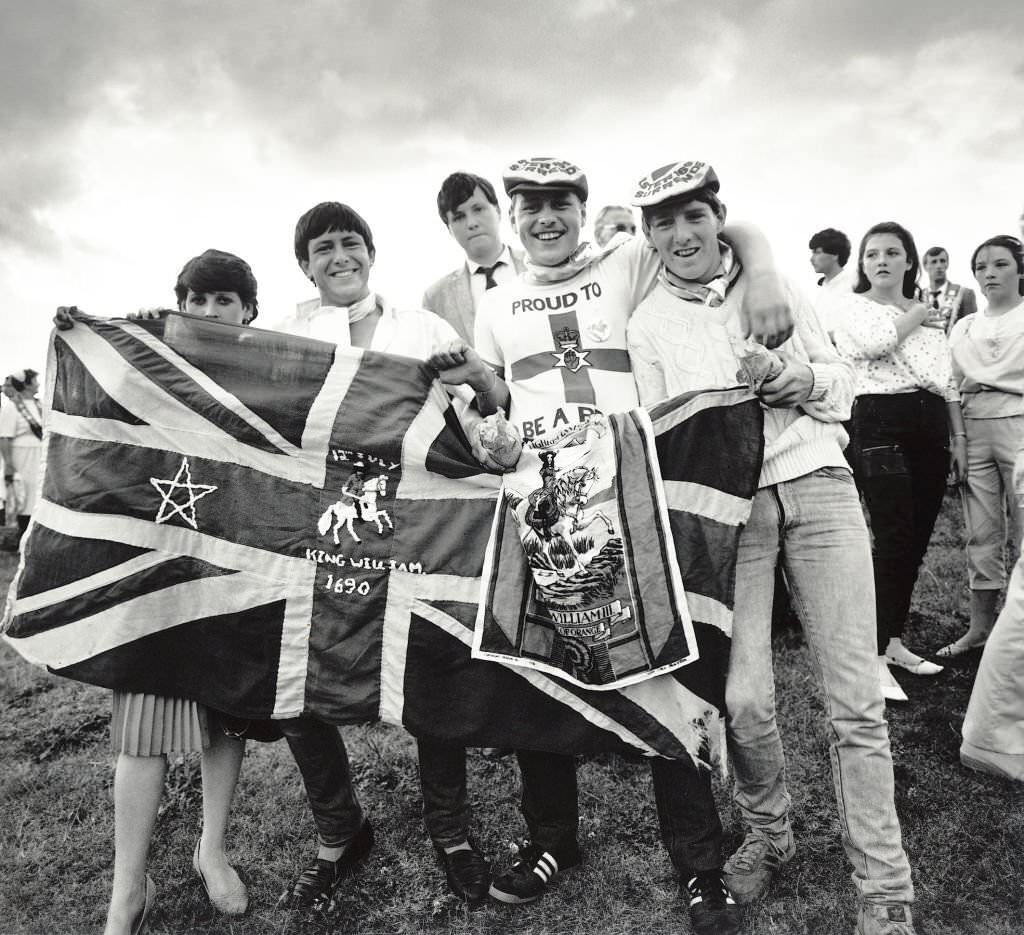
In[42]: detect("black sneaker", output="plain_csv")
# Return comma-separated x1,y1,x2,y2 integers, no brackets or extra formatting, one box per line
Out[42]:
435,842,490,906
686,870,741,935
278,820,374,911
488,839,581,905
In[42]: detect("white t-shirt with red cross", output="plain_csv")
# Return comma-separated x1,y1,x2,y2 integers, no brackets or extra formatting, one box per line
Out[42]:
475,235,659,442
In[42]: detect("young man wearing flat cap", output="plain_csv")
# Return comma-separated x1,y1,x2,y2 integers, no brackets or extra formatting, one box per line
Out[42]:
451,154,793,933
626,160,919,935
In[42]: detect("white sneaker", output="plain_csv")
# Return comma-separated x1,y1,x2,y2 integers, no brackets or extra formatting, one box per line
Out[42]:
878,658,908,703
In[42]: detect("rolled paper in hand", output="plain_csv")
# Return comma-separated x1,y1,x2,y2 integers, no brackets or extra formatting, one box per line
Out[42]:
472,411,523,472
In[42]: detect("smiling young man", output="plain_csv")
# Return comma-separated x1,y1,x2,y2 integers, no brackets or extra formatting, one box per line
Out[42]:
466,156,792,931
421,172,526,344
275,202,500,911
626,162,919,935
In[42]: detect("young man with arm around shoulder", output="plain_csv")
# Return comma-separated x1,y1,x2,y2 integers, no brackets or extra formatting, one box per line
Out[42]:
471,155,794,934
626,162,918,935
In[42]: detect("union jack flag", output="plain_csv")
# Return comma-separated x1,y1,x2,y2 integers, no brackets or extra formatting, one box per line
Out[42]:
2,313,762,761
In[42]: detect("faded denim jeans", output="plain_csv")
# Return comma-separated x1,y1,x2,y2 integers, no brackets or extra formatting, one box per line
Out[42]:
726,467,914,904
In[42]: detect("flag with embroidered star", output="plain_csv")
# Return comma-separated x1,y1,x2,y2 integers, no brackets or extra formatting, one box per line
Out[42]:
2,312,762,761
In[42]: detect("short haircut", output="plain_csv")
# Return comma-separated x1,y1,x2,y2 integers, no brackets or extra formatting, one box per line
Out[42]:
853,221,920,299
294,202,375,264
808,228,851,267
971,235,1024,295
640,189,725,227
436,172,499,223
595,205,634,228
923,246,948,260
174,249,259,319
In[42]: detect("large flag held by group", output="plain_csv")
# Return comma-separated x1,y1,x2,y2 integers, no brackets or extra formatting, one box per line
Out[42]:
2,312,763,762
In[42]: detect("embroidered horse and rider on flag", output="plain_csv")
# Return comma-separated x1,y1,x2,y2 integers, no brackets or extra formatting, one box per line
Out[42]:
2,311,763,762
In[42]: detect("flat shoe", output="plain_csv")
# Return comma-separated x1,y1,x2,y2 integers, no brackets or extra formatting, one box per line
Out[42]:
193,840,248,915
935,639,987,659
885,655,944,676
130,875,156,935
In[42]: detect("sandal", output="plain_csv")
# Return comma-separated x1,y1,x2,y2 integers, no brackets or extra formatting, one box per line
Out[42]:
935,639,987,659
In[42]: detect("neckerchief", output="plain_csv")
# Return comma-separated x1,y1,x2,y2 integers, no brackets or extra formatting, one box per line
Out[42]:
309,291,378,324
11,393,42,440
523,238,627,285
658,242,741,307
307,292,379,347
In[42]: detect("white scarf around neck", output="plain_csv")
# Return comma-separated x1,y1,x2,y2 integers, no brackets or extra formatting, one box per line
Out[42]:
307,291,378,346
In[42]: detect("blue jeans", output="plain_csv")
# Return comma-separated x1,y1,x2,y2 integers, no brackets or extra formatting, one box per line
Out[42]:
726,468,914,904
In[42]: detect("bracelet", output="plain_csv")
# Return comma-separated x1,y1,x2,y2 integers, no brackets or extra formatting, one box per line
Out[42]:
951,432,967,438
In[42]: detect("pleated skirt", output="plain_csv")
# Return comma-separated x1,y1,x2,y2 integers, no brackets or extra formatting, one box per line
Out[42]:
111,690,211,755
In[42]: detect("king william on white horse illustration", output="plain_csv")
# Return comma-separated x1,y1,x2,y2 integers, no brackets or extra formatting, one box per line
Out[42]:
317,467,394,545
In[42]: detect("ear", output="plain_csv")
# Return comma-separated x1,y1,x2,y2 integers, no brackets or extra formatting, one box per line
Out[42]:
242,303,255,325
368,248,376,269
580,203,587,226
300,258,312,282
642,220,655,249
717,202,728,229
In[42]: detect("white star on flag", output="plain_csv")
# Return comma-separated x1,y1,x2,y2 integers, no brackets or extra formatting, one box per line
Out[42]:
150,456,218,530
552,347,591,373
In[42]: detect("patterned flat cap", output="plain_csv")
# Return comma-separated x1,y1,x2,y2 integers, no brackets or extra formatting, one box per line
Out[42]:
632,161,719,207
503,156,589,202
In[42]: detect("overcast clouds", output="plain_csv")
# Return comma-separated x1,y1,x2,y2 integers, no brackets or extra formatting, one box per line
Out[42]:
2,0,1022,375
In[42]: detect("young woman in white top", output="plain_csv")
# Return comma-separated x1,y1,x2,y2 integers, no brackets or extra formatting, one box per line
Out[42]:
833,222,966,702
938,235,1024,658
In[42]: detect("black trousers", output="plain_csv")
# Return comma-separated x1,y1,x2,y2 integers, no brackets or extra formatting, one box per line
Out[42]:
517,748,722,876
278,717,365,848
851,391,949,649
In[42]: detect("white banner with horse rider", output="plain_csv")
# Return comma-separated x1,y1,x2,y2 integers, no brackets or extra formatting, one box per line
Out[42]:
473,409,695,690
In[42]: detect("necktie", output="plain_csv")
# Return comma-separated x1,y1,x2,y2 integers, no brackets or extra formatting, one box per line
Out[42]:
477,261,504,290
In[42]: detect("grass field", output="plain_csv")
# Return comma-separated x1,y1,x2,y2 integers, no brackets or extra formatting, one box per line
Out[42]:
1,495,1023,935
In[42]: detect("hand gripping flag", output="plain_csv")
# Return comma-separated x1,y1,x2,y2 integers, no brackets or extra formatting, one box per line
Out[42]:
3,313,762,762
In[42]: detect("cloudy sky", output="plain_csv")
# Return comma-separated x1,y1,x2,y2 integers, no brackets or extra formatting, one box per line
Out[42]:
2,0,1022,378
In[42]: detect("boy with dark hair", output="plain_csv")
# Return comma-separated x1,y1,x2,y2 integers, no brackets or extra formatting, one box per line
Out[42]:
277,200,500,911
627,161,918,935
918,245,977,335
809,227,852,278
422,172,525,344
808,227,855,340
